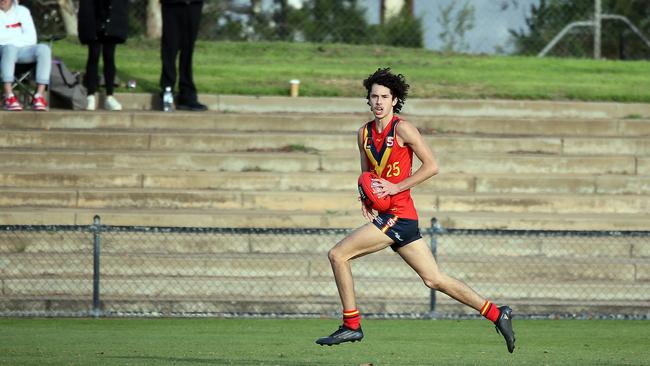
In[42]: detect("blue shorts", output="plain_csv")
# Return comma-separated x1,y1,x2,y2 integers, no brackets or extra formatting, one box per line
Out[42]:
372,213,422,251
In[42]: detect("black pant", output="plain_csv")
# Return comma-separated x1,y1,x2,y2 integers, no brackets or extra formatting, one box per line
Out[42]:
160,1,203,103
85,41,117,95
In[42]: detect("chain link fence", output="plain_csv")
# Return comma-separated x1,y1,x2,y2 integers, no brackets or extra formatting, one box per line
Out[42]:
1,216,649,318
24,0,650,58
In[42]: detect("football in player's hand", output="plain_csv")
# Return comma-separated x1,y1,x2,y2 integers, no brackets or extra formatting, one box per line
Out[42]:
358,171,391,212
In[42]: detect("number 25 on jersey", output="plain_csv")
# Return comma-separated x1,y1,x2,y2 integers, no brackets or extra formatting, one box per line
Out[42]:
386,161,400,178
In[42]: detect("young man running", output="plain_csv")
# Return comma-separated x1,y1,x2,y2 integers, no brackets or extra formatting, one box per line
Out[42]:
315,68,516,353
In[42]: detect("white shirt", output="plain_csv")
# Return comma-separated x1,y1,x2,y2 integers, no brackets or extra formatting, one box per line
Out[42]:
0,0,37,47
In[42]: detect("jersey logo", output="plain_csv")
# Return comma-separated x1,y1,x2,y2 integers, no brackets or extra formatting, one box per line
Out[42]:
363,116,399,177
380,215,400,234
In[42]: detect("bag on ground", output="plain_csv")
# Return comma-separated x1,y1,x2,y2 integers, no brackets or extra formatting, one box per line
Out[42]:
49,59,87,110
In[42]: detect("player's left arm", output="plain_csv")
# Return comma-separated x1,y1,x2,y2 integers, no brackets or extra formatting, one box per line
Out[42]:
374,120,439,198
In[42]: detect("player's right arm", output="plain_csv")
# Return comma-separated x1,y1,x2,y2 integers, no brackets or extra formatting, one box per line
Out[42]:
357,126,374,221
357,126,370,172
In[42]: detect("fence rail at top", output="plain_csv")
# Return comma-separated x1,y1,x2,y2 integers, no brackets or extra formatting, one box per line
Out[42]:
1,216,649,318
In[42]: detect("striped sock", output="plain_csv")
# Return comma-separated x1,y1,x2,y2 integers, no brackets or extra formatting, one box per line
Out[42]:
480,300,501,323
343,309,361,330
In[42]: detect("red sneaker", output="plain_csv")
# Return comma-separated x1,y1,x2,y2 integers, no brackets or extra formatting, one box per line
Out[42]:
32,95,48,111
4,95,23,111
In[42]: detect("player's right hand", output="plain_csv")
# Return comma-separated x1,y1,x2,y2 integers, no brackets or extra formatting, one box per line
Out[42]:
360,200,375,222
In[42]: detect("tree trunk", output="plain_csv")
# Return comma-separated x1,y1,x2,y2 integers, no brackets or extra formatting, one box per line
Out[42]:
381,0,406,23
57,0,77,36
146,0,162,39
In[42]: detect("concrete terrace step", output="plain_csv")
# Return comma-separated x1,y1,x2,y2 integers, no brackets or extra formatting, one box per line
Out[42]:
6,129,650,156
2,207,650,231
0,150,322,172
2,188,650,215
12,92,650,117
2,170,649,195
0,150,643,175
0,130,549,155
3,109,650,137
434,193,650,214
88,92,650,119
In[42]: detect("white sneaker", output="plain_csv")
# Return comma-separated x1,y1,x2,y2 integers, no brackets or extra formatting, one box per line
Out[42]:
86,95,96,111
104,95,123,111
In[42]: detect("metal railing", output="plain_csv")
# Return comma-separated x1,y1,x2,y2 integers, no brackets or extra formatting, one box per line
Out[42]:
538,0,650,58
1,216,649,318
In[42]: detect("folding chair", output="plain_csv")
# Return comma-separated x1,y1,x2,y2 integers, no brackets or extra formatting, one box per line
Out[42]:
12,62,37,106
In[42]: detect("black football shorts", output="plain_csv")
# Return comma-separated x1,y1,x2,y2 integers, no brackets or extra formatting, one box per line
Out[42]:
372,213,422,251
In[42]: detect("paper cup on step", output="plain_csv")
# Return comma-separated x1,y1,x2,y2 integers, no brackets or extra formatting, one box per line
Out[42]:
290,79,300,97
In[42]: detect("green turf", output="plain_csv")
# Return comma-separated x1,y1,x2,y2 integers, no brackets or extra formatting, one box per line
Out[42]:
52,37,650,103
1,318,648,365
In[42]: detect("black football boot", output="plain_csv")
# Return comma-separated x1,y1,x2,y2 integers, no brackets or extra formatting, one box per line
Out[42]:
495,305,516,353
315,325,364,346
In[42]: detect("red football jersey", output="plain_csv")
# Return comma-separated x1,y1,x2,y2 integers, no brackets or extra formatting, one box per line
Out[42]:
362,115,418,220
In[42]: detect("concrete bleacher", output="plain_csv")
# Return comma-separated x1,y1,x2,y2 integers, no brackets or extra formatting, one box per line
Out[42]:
1,95,649,316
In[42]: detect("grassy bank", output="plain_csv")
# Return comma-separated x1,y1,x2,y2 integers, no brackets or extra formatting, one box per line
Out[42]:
54,37,650,102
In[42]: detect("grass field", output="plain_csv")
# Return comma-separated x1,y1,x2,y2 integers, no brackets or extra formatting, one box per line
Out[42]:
52,37,650,103
1,318,648,365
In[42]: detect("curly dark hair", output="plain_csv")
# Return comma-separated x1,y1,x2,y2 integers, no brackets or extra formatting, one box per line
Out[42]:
363,68,409,113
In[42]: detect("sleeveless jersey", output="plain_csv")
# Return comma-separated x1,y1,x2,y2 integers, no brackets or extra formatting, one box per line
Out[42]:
362,115,418,220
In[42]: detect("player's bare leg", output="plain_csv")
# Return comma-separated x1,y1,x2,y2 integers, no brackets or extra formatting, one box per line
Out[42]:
329,224,393,309
397,239,516,353
396,239,484,309
315,223,393,346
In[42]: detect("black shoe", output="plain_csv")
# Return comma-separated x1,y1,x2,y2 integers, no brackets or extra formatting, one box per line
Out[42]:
495,305,515,353
176,100,208,112
315,325,363,346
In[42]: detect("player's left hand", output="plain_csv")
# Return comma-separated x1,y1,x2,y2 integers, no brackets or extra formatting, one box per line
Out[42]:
372,178,399,199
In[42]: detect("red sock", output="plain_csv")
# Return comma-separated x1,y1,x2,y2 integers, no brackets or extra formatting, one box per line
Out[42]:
343,309,361,330
480,300,501,323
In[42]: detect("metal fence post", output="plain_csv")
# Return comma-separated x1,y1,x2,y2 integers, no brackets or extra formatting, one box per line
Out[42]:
594,0,602,59
429,217,442,317
91,215,102,318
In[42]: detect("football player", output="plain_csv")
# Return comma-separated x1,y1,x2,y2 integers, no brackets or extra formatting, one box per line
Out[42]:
315,68,515,354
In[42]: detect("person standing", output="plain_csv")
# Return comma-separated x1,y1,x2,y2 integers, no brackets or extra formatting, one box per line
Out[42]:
0,0,51,111
314,68,516,354
78,0,128,111
159,0,207,111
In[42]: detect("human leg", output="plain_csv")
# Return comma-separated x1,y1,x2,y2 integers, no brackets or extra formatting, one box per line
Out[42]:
83,42,101,111
101,42,117,95
22,44,51,110
101,42,122,110
177,1,202,104
397,239,515,352
329,223,394,311
0,45,17,84
0,45,22,110
29,44,51,88
160,3,181,92
315,223,393,345
85,42,101,95
397,239,486,308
